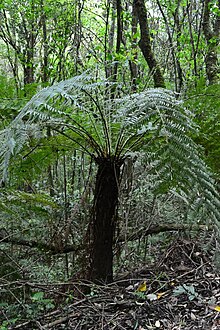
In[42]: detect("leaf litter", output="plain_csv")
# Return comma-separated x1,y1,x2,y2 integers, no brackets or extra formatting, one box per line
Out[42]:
3,239,220,329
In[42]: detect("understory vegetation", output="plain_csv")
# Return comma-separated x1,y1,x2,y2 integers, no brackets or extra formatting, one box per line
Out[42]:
0,0,219,329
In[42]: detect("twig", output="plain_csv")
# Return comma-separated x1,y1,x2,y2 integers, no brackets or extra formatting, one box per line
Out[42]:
43,311,80,328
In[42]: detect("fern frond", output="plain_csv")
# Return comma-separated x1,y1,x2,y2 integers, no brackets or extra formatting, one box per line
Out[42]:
0,74,110,178
0,73,219,229
0,121,43,182
114,87,220,226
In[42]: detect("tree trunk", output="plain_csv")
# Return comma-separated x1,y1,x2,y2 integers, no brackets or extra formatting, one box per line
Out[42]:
156,0,183,93
133,0,165,88
130,2,138,91
23,50,34,85
40,0,49,84
112,0,122,82
202,0,220,85
89,157,122,284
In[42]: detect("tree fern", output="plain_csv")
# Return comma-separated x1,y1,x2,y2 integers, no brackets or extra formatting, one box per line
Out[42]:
0,72,219,219
0,72,219,282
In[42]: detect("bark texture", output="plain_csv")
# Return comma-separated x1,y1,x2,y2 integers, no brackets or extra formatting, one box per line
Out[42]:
90,157,121,284
202,0,220,85
133,0,165,88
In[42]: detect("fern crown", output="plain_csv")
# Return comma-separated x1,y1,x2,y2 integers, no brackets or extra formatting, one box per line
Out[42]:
0,72,219,225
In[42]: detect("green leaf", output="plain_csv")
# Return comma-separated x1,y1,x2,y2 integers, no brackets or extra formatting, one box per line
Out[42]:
31,292,44,301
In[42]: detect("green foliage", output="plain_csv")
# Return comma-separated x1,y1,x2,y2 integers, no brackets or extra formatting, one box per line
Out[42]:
30,291,55,312
0,291,55,329
0,74,26,126
0,1,219,325
0,0,78,86
0,71,219,230
1,318,17,330
185,84,220,176
0,189,57,246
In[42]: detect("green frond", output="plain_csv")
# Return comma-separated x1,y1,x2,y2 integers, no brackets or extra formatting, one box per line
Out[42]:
0,72,219,228
0,73,109,180
0,122,44,182
0,189,57,236
113,87,220,226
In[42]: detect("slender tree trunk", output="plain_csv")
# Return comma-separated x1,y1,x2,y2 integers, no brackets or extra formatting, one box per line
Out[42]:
173,3,185,93
133,0,165,88
112,0,122,82
110,0,122,97
156,0,183,93
40,0,48,84
23,0,35,86
130,2,138,91
75,1,84,74
23,47,34,85
89,157,122,284
202,0,220,85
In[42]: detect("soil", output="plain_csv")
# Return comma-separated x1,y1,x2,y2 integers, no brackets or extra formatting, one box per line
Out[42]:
4,239,220,329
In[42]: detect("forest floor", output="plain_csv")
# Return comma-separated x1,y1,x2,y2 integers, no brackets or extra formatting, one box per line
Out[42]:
3,238,220,330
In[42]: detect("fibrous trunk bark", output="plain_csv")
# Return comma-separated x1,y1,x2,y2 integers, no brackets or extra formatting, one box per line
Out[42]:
89,157,121,284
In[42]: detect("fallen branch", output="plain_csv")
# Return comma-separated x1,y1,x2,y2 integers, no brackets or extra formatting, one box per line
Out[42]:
0,224,208,254
118,224,208,243
0,231,78,254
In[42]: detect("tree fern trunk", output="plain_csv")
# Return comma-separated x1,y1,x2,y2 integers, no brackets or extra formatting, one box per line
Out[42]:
90,157,121,284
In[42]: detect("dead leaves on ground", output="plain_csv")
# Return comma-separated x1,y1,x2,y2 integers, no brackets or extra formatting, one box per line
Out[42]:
3,239,220,329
